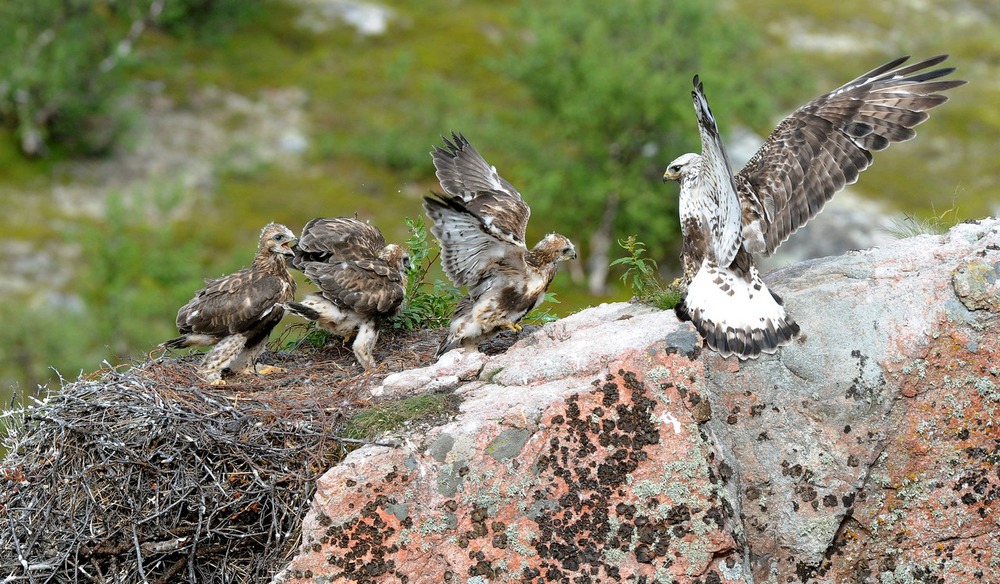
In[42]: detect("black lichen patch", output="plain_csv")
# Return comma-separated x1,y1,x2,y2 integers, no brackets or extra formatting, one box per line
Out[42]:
521,368,723,582
845,349,881,401
322,495,408,583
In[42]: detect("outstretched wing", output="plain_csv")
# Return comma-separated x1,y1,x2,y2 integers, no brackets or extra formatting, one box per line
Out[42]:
177,268,287,336
423,192,528,288
692,76,744,268
293,217,386,268
430,132,530,241
736,55,966,255
302,259,406,316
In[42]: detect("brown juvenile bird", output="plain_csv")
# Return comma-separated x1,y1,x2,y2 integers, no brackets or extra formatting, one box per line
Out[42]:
284,217,409,370
424,132,576,357
162,223,297,384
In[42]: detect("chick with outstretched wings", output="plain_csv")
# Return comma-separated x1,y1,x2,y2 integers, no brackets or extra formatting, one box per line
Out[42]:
425,133,577,357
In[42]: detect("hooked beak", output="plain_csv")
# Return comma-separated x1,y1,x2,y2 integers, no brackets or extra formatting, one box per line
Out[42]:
663,169,680,183
280,237,298,256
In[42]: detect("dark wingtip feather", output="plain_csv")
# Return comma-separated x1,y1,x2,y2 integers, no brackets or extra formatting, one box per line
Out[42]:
161,336,188,349
285,301,322,321
862,55,910,80
436,337,460,358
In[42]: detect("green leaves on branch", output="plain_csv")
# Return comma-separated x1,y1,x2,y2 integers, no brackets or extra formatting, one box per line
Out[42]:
0,0,260,157
611,235,682,310
390,217,461,331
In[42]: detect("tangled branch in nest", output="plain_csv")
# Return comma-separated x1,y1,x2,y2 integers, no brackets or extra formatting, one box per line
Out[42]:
0,363,364,583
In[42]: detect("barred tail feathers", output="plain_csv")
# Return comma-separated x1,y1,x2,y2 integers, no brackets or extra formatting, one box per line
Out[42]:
679,260,799,359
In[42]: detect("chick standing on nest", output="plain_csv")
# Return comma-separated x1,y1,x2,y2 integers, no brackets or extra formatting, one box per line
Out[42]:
162,223,297,384
284,217,409,371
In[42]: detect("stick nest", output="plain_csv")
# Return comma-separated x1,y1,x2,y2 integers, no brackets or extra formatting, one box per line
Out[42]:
0,326,446,583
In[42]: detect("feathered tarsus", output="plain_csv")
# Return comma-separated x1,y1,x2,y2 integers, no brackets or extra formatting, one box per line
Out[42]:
162,223,297,384
284,217,409,370
663,55,965,359
425,132,576,357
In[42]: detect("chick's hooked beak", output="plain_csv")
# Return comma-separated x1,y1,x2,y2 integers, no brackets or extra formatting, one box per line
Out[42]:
280,236,298,256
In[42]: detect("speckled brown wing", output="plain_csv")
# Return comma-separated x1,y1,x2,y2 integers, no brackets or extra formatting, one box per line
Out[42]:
301,259,406,316
433,133,523,200
176,268,291,336
735,55,965,255
426,133,534,289
423,192,529,289
430,132,530,242
293,217,386,269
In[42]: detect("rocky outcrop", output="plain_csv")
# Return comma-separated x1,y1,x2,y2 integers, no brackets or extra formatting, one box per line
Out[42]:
275,219,1000,583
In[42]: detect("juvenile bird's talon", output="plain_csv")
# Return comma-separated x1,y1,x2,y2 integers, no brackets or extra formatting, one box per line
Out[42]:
257,365,286,375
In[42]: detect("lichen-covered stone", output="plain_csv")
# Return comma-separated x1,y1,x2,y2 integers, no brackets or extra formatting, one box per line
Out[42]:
274,218,1000,584
953,258,1000,312
273,311,742,583
701,219,1000,582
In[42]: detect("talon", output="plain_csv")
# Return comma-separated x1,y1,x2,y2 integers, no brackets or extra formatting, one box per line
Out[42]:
209,378,227,386
503,322,523,333
256,365,286,375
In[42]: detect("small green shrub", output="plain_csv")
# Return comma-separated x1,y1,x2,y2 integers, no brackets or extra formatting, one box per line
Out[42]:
390,217,461,331
277,322,330,352
610,235,683,310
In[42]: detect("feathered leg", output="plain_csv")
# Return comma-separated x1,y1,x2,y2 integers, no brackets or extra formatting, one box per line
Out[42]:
198,334,247,385
352,322,379,370
229,338,285,376
437,297,482,357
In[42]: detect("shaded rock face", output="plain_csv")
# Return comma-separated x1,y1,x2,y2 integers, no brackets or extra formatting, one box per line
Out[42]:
276,219,1000,584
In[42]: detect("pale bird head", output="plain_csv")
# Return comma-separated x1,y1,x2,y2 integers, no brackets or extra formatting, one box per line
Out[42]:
542,233,577,262
662,153,702,184
260,223,297,257
380,243,411,272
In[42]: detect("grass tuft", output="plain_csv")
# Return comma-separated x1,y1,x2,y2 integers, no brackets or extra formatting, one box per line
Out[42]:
342,394,458,441
610,235,683,310
885,205,961,239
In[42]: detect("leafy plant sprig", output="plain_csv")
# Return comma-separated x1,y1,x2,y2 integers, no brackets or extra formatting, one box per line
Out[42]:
522,292,560,325
390,217,461,331
610,235,683,310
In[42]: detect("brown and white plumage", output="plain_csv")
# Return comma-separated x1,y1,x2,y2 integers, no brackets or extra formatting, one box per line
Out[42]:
663,55,965,359
425,132,577,357
162,223,297,383
285,217,408,370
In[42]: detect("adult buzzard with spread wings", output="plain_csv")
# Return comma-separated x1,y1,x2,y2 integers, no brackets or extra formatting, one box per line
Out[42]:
284,217,409,370
162,223,297,384
425,132,577,357
663,55,965,359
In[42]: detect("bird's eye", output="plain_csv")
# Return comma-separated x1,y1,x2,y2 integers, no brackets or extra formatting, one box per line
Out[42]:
562,247,571,254
669,165,680,173
273,234,284,241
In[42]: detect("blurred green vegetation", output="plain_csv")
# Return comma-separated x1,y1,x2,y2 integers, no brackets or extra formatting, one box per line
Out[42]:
0,0,996,422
